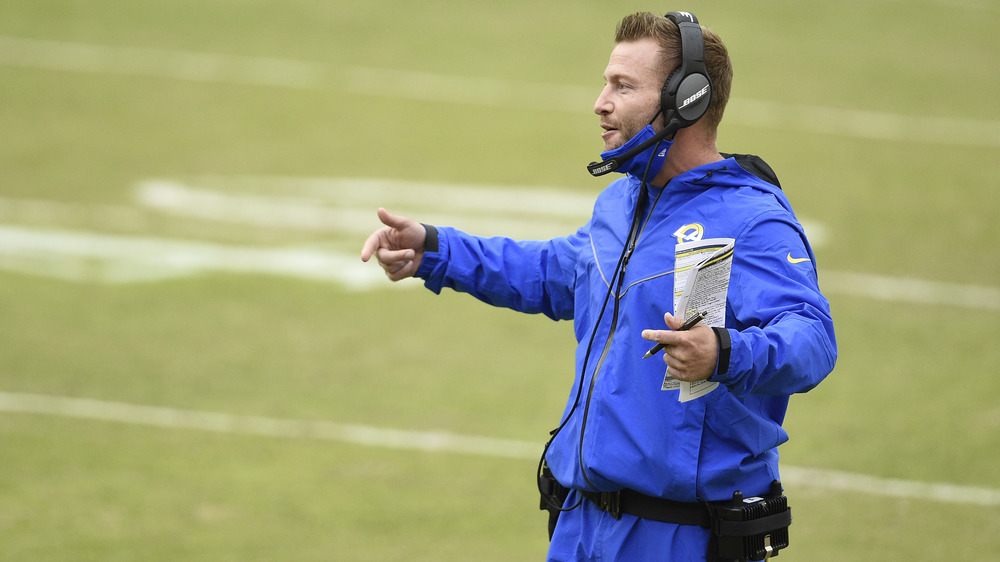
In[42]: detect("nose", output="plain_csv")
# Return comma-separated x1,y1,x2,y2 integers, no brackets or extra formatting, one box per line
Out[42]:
594,84,613,116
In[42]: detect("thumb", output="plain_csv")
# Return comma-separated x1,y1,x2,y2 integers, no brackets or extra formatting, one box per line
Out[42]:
377,207,410,230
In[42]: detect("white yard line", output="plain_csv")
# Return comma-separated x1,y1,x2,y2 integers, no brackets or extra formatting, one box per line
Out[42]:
2,172,998,309
822,270,1000,311
0,391,538,460
5,221,995,310
0,225,387,289
1,391,998,507
1,36,997,147
133,178,595,239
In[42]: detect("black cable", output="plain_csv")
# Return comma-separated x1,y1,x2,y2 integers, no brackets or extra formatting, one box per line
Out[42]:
537,137,667,512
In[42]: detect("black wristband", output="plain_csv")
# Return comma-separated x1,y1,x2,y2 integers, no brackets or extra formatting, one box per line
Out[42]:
421,224,439,253
712,327,731,375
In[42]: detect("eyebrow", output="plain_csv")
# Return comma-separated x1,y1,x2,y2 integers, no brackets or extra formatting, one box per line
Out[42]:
603,69,638,84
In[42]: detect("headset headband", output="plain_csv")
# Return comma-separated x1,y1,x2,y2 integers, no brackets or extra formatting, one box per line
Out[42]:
661,11,712,127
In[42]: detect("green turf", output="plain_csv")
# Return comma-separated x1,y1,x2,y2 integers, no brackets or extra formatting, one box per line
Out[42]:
2,0,999,559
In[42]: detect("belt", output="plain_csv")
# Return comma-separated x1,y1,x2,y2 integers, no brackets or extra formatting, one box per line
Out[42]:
579,489,712,527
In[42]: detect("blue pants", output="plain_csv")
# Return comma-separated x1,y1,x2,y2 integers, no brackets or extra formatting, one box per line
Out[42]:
547,491,712,561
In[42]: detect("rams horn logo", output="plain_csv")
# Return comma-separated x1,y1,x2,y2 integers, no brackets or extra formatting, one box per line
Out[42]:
672,223,704,243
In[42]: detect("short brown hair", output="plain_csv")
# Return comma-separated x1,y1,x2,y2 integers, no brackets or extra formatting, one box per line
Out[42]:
614,12,732,131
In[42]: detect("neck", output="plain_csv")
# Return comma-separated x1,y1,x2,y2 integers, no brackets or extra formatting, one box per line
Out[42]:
648,125,723,187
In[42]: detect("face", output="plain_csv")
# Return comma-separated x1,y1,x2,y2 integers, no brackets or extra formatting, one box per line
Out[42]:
594,38,666,151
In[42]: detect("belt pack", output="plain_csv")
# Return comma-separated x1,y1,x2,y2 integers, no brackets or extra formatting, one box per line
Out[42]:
707,482,791,562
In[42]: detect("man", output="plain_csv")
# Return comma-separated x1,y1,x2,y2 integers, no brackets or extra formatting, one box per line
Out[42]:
361,11,836,561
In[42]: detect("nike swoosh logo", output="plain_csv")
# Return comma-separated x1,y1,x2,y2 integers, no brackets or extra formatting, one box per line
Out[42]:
787,253,811,264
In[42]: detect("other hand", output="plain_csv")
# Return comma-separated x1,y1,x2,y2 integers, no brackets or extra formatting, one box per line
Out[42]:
360,208,427,281
641,313,718,382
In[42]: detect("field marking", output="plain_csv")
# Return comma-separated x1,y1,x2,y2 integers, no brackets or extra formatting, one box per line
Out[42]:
3,220,992,309
134,176,828,247
0,225,387,289
0,175,827,245
822,270,1000,311
134,177,596,240
2,170,999,309
0,391,540,460
1,35,998,147
2,390,998,507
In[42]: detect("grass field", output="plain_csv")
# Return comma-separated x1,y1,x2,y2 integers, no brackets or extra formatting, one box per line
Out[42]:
2,0,999,560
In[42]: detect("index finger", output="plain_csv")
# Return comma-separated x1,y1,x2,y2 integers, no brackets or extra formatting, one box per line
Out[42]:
641,328,684,346
360,228,385,262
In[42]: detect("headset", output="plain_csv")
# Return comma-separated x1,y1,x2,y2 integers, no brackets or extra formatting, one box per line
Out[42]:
587,11,713,177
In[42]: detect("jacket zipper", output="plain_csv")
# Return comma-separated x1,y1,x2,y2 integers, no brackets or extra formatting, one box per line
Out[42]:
577,222,641,490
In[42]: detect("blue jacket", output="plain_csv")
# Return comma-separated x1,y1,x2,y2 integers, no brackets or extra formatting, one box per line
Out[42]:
416,156,837,502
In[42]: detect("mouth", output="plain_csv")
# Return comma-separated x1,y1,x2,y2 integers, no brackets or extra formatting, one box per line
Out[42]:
600,124,618,141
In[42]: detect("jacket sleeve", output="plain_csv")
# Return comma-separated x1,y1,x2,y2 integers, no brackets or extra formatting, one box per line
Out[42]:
713,213,837,398
414,225,588,321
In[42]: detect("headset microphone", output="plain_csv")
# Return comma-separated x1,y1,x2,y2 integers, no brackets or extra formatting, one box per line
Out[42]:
586,121,680,177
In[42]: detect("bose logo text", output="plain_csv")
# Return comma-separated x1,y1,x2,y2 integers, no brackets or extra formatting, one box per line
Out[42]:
590,162,615,175
679,85,709,110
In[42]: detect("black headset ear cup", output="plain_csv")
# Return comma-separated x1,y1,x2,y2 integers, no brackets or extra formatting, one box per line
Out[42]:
672,73,712,126
661,67,711,128
660,11,712,129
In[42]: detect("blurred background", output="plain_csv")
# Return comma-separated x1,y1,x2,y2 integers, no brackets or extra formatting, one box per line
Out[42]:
1,0,998,559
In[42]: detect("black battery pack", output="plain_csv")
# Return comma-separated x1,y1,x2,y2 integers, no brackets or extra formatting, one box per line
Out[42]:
711,481,791,561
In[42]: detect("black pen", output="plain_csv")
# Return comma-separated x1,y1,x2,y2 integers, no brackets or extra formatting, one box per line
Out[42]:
642,310,709,359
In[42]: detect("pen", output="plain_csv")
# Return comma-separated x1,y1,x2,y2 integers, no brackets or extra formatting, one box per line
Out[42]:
642,310,709,359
